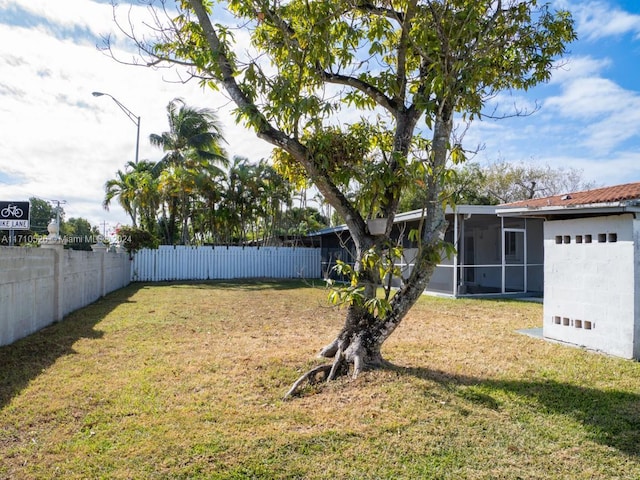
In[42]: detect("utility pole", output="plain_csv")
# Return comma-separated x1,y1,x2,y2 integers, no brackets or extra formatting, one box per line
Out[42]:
99,221,109,237
48,200,67,240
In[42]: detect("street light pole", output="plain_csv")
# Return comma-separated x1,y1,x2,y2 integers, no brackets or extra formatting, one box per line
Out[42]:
92,91,141,164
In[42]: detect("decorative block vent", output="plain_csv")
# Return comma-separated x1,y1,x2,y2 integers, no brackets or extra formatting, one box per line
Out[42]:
551,315,594,330
552,233,617,245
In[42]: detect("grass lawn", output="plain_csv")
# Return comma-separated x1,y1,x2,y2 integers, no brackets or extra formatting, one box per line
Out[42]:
1,281,639,479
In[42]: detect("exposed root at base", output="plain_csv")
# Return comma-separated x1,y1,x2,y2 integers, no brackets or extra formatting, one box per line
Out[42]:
284,351,377,399
283,364,333,400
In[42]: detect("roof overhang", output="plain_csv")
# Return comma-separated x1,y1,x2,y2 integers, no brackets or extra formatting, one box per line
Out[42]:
496,203,640,219
394,204,498,223
310,205,501,236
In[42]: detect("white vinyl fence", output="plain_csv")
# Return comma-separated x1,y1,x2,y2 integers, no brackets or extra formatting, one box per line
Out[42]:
131,245,321,282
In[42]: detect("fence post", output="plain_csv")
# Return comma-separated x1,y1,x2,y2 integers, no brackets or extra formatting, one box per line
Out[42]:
41,243,64,321
91,243,108,297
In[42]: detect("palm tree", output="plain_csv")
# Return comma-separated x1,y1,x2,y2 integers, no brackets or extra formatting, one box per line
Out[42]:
256,160,293,244
223,156,257,244
103,160,160,230
103,161,140,226
190,165,227,244
130,161,161,234
150,98,228,244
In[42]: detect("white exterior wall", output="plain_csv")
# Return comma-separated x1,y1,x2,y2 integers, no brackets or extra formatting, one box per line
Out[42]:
543,214,638,359
0,246,131,347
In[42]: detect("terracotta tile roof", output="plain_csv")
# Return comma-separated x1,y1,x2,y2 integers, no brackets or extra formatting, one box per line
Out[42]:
500,182,640,209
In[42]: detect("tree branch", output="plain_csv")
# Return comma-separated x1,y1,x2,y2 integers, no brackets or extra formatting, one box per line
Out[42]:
318,70,401,116
353,1,405,23
186,0,368,237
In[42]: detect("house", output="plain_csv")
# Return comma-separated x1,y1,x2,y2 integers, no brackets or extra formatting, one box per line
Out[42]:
311,205,545,298
498,182,640,360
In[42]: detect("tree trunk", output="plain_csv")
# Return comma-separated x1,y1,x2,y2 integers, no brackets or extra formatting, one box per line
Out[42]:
181,197,189,245
285,112,453,399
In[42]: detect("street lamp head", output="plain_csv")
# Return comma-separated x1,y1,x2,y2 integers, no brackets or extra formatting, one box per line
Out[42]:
91,91,140,164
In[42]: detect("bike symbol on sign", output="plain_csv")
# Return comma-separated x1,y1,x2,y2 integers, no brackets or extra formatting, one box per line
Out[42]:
1,204,24,218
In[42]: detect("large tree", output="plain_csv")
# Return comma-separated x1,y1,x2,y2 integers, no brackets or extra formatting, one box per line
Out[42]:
28,197,58,236
115,0,575,395
61,218,100,251
399,160,598,209
474,159,598,204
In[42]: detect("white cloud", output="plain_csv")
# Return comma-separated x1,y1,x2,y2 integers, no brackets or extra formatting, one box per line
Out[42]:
548,55,612,85
536,152,640,186
543,55,640,153
565,0,640,41
545,77,626,118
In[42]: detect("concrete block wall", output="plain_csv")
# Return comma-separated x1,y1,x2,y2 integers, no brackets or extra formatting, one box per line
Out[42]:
104,251,131,294
0,246,131,347
0,247,56,346
543,214,638,359
62,250,102,317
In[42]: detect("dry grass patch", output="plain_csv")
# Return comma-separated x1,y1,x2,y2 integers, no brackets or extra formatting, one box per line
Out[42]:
1,281,639,479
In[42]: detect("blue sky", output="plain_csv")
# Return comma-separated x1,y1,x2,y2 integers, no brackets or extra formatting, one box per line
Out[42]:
1,0,639,230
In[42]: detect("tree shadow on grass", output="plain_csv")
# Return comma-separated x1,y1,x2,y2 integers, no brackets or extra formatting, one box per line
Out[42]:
393,365,640,458
0,283,143,410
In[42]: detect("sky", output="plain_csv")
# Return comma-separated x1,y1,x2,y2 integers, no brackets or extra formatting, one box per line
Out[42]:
1,0,639,234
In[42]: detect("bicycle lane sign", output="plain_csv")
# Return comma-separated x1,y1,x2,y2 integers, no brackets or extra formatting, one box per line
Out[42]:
0,201,30,229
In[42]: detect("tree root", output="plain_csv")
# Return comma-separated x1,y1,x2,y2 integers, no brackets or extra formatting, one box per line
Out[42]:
286,333,386,399
283,364,333,400
284,347,352,399
319,338,340,358
327,347,344,381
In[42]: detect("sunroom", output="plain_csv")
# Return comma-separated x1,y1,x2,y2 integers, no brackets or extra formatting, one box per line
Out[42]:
313,205,544,298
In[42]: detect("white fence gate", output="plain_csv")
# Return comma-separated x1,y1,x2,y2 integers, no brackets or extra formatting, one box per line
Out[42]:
131,245,321,282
